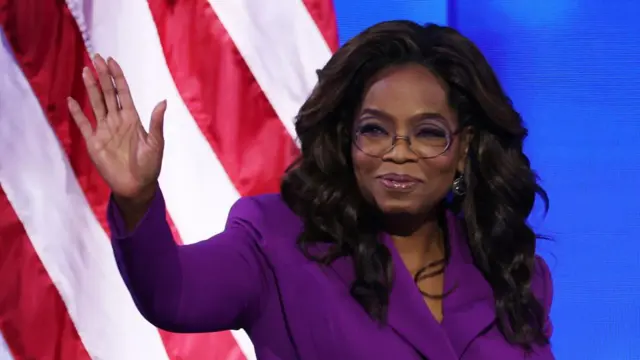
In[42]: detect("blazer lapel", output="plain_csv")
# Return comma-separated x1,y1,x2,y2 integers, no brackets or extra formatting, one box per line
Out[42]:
383,233,459,360
441,211,496,357
324,238,458,359
320,213,495,360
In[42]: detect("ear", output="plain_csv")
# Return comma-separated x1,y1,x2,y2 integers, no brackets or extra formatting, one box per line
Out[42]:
456,127,473,173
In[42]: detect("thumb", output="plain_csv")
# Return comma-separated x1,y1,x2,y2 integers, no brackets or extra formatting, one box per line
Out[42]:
148,100,167,143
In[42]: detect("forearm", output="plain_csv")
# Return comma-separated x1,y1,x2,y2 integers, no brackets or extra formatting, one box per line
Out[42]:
112,183,158,232
109,186,184,328
108,189,268,332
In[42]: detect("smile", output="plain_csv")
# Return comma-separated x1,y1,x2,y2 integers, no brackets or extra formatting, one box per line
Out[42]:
377,174,421,192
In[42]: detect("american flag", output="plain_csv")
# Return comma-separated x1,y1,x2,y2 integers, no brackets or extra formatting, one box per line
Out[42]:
0,0,338,358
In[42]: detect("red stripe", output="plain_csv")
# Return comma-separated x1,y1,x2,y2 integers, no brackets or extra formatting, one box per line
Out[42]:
160,331,246,360
147,1,337,355
6,0,184,242
6,1,110,230
302,0,340,51
2,0,337,358
148,0,299,197
1,0,185,358
0,187,91,360
0,1,92,357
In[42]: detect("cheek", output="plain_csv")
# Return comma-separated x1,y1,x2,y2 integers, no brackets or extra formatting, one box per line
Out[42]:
419,154,459,190
434,140,465,174
351,148,378,192
352,148,374,173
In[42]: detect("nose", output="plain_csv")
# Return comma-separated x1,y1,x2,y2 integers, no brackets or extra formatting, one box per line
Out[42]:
382,136,418,162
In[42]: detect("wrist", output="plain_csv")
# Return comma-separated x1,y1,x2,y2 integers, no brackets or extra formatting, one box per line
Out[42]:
113,182,158,211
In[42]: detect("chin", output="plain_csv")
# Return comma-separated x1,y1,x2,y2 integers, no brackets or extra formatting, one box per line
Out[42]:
376,197,421,215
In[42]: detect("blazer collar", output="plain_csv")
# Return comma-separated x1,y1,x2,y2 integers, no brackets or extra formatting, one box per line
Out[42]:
324,210,496,359
440,211,496,356
382,232,459,359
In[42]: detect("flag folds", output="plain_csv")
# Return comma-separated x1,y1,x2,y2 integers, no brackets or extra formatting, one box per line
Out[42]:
0,0,338,358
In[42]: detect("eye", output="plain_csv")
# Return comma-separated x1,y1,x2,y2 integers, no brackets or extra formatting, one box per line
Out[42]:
415,126,447,138
357,123,389,137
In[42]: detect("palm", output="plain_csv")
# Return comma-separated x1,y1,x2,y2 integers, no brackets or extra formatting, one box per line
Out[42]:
88,108,159,197
68,55,166,199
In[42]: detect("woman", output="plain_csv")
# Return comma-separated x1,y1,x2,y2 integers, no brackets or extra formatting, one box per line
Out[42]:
68,21,554,359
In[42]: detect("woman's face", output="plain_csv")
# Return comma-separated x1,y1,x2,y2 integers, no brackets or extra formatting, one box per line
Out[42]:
352,63,468,216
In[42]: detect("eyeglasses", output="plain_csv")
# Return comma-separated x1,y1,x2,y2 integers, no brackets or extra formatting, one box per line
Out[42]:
353,122,457,159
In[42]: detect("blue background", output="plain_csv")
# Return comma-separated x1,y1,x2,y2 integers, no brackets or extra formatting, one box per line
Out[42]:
333,1,640,358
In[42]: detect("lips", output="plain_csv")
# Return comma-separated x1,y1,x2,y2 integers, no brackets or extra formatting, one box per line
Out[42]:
377,173,422,191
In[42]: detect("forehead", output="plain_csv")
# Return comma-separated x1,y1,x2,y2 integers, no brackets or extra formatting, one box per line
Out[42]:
359,64,456,127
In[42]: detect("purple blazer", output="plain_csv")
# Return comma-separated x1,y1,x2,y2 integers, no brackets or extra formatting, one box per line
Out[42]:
108,189,555,359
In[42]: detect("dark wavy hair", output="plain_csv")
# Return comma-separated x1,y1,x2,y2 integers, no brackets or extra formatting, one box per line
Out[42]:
280,21,549,349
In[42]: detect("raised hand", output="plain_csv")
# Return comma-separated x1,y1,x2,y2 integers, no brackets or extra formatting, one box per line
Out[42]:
68,55,167,203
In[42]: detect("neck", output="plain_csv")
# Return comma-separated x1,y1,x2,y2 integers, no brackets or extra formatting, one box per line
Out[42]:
385,211,446,273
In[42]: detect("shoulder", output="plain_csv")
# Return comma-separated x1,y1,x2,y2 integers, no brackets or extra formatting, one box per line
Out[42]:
531,255,553,310
226,193,303,240
531,254,554,336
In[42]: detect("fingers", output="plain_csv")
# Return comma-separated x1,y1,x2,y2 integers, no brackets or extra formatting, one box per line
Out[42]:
107,58,136,111
67,97,94,140
148,100,167,144
82,66,107,121
93,54,120,113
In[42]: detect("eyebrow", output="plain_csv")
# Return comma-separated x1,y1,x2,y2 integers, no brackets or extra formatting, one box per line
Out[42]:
358,108,447,122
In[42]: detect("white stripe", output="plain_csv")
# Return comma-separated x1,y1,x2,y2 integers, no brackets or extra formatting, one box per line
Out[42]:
85,0,240,243
0,332,13,360
0,30,169,360
64,0,94,54
82,0,255,357
209,0,333,140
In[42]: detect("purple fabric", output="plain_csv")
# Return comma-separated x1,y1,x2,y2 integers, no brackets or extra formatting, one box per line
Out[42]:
108,188,555,360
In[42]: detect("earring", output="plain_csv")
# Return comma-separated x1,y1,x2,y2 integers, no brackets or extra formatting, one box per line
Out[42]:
452,174,466,196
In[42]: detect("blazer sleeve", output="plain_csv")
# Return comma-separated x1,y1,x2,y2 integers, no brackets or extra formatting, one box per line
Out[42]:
107,187,269,333
534,255,554,339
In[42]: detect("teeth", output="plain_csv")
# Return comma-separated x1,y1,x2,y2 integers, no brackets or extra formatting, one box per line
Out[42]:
391,181,411,189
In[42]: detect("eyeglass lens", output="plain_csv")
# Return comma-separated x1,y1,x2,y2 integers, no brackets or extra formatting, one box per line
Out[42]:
354,121,450,158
